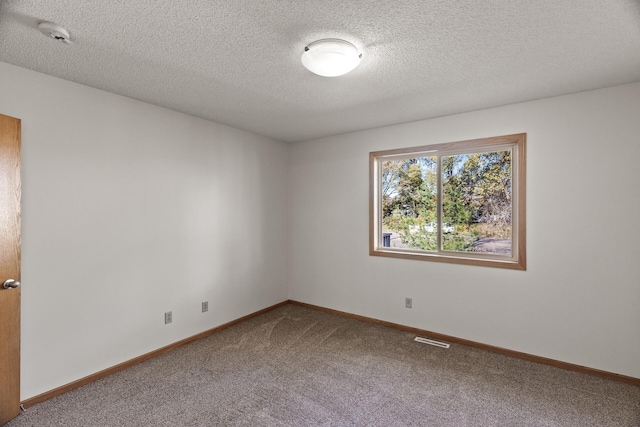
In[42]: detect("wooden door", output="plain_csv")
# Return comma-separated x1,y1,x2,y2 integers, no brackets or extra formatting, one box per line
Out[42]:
0,114,21,424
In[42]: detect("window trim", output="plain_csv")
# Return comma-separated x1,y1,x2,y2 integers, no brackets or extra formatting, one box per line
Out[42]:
369,133,526,270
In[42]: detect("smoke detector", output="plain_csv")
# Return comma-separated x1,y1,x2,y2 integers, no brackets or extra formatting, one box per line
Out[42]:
38,22,72,44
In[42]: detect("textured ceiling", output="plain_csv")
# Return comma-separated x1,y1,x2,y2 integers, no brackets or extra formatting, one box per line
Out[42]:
1,0,639,143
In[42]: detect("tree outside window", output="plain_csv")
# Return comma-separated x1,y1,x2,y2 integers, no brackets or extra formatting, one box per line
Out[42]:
370,134,526,270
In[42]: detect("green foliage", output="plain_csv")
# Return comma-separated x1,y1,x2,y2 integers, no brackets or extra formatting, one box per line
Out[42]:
442,235,474,252
405,231,437,251
382,157,437,222
381,149,512,252
440,151,512,234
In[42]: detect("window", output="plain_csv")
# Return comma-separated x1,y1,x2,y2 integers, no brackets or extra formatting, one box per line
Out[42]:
370,133,526,270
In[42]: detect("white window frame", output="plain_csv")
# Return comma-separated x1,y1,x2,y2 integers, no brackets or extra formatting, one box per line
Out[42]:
369,133,526,270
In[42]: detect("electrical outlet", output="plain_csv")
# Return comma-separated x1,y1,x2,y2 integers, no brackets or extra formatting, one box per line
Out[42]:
405,298,412,309
164,311,172,324
202,301,208,313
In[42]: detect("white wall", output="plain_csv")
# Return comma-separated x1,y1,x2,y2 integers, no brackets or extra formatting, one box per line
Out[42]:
0,61,290,399
289,83,640,379
2,59,638,401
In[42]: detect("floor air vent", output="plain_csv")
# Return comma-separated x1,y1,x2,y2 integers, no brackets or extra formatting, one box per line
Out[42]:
414,337,450,348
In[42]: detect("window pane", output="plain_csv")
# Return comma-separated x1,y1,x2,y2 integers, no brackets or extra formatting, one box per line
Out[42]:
441,150,512,255
381,157,437,251
371,133,525,270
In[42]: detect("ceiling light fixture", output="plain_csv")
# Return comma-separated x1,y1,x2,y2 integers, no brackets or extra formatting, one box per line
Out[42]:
38,21,72,44
301,39,362,77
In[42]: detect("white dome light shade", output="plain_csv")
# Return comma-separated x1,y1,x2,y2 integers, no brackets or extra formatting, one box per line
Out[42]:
301,39,362,77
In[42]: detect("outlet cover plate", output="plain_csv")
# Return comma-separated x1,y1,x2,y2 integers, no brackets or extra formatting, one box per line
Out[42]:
164,311,173,324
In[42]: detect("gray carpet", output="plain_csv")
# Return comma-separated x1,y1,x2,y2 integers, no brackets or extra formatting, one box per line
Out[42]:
7,304,640,426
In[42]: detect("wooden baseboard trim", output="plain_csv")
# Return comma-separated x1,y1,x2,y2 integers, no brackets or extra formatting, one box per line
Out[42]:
21,300,290,408
21,298,638,408
289,300,640,387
